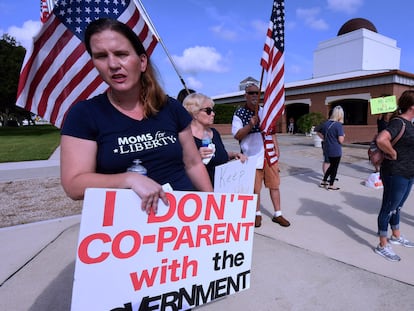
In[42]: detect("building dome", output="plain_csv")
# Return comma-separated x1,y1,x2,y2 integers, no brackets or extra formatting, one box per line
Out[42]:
337,18,377,36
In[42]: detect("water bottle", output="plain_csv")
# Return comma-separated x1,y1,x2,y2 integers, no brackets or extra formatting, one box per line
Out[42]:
127,159,147,175
201,130,211,147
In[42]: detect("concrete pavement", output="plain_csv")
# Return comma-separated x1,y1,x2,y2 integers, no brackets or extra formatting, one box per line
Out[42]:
1,134,414,310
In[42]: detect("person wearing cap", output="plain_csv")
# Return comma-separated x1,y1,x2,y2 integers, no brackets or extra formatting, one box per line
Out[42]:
231,83,290,228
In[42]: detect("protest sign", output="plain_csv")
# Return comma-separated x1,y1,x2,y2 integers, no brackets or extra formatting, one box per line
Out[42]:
71,189,257,311
370,95,397,114
214,156,257,194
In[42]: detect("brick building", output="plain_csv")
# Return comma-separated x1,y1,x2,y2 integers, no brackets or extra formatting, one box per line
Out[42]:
212,18,414,144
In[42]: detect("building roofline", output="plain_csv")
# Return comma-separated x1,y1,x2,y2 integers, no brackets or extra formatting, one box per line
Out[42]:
212,70,414,104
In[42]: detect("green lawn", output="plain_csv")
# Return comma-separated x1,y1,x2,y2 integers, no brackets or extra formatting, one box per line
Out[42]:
0,125,60,163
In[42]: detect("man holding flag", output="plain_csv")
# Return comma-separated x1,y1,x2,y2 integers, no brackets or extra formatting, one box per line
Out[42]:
232,0,289,228
232,83,290,228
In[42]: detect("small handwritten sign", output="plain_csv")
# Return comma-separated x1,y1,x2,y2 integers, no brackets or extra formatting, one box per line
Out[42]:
214,156,257,194
370,95,397,114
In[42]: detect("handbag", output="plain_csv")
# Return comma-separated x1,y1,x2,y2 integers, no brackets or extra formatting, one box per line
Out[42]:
368,118,406,167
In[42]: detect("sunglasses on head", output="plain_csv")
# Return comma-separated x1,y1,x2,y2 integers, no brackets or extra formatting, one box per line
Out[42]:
199,107,215,115
246,91,259,95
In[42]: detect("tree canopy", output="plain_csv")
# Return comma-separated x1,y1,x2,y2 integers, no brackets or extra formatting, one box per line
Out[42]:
0,34,31,125
0,34,26,113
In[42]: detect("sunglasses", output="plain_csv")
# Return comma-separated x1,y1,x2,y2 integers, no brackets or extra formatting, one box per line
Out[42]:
199,107,215,115
246,91,259,95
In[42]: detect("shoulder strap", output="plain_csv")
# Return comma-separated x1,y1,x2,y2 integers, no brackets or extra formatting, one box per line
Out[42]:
391,118,406,146
327,121,335,131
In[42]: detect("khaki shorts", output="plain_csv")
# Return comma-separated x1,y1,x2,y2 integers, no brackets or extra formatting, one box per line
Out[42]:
254,161,280,193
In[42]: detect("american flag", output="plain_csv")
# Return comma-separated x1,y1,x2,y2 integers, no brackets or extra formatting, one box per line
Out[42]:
17,0,158,128
40,0,51,23
260,0,285,165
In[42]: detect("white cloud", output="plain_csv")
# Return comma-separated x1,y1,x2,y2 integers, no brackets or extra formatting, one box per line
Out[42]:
172,46,229,74
210,24,238,41
327,0,363,14
5,20,42,51
296,8,329,30
186,76,203,90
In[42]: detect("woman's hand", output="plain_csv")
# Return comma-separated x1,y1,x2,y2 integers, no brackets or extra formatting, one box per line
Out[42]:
199,146,214,159
126,172,168,214
231,152,247,163
388,148,398,160
61,135,169,214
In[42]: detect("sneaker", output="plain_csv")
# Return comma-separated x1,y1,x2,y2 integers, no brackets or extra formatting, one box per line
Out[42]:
272,215,291,227
255,215,262,228
389,235,414,248
374,244,401,262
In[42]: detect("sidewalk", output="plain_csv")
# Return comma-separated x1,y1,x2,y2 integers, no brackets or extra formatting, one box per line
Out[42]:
1,135,414,310
0,146,60,182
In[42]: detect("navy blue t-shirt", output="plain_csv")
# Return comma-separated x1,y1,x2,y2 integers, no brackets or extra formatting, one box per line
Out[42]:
193,127,228,185
319,120,344,157
61,93,195,190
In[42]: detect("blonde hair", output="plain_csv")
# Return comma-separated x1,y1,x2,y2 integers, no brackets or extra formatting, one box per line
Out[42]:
330,105,344,123
182,93,214,117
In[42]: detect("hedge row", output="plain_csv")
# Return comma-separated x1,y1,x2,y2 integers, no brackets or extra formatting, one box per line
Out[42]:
213,103,241,124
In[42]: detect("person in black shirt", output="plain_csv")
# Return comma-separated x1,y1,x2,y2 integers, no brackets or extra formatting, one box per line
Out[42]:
374,90,414,261
377,112,392,133
183,93,246,185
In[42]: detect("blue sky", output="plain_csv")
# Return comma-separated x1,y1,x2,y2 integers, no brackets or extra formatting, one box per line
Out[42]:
1,0,414,98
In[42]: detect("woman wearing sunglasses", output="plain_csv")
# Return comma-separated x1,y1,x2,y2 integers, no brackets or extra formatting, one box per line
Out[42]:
183,93,246,185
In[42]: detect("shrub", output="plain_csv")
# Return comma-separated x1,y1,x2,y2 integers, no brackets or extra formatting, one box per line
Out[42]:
213,104,240,124
297,112,325,134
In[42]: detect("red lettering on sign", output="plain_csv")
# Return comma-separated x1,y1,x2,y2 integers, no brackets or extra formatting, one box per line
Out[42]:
148,193,231,224
205,194,225,220
78,230,142,264
237,195,254,218
112,230,141,259
129,256,198,291
155,222,254,252
78,233,111,264
102,191,117,227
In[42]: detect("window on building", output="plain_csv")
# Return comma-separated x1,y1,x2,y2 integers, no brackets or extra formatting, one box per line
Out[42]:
331,99,368,125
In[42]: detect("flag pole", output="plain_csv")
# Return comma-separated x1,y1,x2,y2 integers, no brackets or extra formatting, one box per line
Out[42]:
255,67,265,117
134,0,189,93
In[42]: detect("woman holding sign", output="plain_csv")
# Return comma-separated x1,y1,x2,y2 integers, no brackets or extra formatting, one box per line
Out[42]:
60,19,213,214
183,93,246,185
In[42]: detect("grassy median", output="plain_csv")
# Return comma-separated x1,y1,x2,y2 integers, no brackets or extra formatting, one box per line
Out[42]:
0,125,60,163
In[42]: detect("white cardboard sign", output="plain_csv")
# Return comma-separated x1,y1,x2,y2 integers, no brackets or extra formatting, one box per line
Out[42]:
71,189,257,311
213,156,257,194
